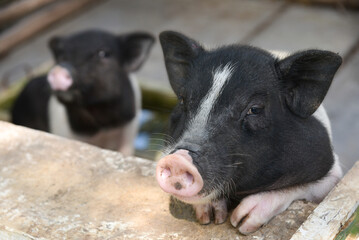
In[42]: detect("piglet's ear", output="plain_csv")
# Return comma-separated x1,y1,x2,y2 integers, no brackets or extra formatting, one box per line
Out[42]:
160,31,203,94
120,32,155,72
278,50,342,118
48,36,64,58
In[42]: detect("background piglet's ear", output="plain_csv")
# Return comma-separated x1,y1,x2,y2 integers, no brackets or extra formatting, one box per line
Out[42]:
278,50,342,118
159,31,203,94
120,32,155,72
48,36,64,58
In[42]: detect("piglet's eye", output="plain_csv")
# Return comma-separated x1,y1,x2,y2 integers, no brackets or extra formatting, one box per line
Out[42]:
98,50,110,58
247,106,263,115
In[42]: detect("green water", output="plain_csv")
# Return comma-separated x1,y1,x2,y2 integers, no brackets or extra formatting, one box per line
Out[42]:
335,206,359,240
134,111,170,160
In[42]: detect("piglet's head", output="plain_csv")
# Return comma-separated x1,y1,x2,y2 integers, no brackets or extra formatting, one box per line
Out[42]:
156,31,342,205
47,30,154,104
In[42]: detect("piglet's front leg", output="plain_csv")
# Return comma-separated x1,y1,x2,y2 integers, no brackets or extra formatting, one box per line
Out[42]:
230,161,342,235
193,199,228,225
230,191,295,235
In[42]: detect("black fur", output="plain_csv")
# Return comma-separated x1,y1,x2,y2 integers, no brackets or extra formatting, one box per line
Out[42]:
12,30,154,135
160,31,342,202
12,76,51,131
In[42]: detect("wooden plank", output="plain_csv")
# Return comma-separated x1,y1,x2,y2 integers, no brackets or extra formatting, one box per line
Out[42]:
0,0,57,26
290,161,359,240
0,0,98,59
289,0,359,9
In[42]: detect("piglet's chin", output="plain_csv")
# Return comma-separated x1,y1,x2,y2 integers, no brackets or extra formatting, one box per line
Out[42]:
173,192,216,205
47,65,73,91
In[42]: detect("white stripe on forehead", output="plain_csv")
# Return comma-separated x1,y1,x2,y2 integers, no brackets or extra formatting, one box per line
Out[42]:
181,63,236,140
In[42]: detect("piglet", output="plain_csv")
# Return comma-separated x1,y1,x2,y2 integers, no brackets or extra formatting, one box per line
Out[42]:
12,30,154,156
156,31,343,234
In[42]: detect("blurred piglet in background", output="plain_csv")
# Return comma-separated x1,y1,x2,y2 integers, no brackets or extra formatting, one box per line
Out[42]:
11,30,154,156
156,31,342,234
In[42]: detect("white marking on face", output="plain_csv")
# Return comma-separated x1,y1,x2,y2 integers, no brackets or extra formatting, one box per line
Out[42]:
180,63,236,141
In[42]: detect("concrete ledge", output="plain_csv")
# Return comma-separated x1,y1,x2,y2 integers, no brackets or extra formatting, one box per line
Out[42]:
0,121,316,239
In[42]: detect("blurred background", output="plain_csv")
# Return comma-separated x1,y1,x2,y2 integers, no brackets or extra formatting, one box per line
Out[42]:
0,0,358,173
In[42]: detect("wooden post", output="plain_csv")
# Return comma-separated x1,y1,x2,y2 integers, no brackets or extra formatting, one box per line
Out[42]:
288,0,359,8
0,0,100,59
0,0,57,26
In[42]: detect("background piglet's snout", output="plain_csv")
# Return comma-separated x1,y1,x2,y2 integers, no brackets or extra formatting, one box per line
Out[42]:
47,64,73,92
156,31,343,234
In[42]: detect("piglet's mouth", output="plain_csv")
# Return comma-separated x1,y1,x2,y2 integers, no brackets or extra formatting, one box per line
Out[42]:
54,90,78,103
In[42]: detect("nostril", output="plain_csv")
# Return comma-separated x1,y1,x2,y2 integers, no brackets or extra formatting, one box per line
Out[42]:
184,172,194,185
174,182,182,190
64,71,72,79
161,167,171,179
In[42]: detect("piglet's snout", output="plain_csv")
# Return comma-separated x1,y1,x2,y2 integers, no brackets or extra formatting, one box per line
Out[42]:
47,65,73,91
156,150,203,197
